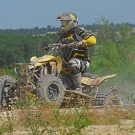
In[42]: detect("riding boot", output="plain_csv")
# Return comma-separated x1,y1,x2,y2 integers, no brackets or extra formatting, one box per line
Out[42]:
70,72,82,93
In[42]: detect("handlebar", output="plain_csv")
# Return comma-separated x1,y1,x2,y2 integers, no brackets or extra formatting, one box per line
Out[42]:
41,41,82,51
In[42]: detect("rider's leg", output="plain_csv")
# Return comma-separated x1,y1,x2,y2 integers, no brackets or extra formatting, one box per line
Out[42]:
68,58,89,92
70,72,82,92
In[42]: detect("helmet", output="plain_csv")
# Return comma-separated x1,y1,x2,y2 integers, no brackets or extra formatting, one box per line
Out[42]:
56,12,78,33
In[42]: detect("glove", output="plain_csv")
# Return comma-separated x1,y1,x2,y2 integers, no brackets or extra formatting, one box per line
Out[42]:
66,41,82,47
66,43,73,47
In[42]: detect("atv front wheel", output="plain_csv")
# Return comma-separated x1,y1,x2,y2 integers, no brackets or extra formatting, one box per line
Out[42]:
36,75,65,105
0,75,17,110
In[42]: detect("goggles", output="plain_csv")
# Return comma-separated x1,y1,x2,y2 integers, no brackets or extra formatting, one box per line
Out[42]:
61,21,69,27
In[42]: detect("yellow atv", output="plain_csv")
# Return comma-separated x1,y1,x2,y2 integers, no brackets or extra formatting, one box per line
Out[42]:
0,43,122,109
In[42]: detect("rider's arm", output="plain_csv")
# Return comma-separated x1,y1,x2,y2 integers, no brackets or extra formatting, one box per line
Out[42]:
81,35,96,46
76,27,96,47
57,28,96,47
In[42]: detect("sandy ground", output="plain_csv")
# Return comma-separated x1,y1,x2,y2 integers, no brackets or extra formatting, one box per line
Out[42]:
1,106,135,135
2,124,135,135
82,125,135,135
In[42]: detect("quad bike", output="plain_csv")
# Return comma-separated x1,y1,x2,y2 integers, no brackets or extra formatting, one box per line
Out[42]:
0,43,122,109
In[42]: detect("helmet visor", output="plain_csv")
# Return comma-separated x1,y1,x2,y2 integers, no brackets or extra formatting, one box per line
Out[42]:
61,21,69,27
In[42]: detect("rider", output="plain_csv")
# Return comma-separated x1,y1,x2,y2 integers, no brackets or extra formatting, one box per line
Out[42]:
57,12,96,93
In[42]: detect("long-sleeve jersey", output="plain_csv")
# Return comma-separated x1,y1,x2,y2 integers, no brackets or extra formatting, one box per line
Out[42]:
58,26,96,62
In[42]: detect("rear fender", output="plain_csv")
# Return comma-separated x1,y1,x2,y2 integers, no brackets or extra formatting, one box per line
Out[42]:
81,74,117,86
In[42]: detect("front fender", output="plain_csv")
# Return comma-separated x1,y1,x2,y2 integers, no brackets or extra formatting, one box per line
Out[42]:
29,55,62,73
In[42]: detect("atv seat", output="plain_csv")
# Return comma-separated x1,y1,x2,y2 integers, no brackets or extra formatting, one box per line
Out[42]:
82,72,98,79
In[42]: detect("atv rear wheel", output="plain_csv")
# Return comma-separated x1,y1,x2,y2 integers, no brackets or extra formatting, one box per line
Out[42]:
36,75,65,106
0,75,17,110
92,91,122,106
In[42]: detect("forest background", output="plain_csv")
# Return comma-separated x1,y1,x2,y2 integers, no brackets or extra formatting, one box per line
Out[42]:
0,17,135,100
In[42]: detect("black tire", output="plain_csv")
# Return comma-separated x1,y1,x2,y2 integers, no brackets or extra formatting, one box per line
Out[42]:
36,75,65,105
92,91,122,106
0,75,17,109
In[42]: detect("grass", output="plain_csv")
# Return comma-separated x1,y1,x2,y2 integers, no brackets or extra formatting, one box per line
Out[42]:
0,91,135,135
0,103,135,135
0,92,93,135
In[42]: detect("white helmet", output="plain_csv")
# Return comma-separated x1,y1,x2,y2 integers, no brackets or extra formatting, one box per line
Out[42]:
56,12,78,33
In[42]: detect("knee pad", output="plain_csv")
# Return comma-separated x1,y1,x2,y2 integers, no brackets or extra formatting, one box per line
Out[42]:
68,58,80,74
80,60,90,74
68,58,90,74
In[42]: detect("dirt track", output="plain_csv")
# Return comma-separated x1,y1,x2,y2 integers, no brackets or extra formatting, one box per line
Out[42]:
1,120,135,135
1,105,135,135
82,124,135,135
2,125,135,135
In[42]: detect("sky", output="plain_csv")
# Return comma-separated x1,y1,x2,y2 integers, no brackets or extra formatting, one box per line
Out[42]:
0,0,135,29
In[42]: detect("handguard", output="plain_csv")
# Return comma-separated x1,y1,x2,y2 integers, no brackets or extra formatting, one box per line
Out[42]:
40,45,50,51
42,46,51,51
